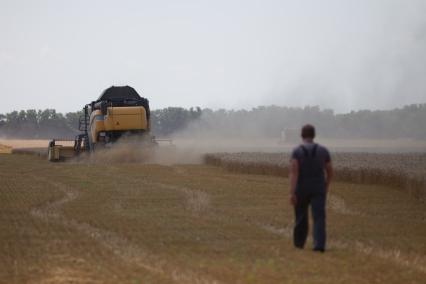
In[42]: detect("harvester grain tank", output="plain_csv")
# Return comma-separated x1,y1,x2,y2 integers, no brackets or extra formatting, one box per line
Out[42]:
48,86,161,161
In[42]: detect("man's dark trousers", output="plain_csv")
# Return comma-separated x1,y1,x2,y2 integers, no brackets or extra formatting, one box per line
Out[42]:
293,184,326,251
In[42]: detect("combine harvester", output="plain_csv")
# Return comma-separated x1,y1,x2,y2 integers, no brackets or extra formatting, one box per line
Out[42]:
48,86,171,161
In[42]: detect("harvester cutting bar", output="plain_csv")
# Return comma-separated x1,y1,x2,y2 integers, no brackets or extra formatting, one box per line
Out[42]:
47,139,77,161
47,133,90,161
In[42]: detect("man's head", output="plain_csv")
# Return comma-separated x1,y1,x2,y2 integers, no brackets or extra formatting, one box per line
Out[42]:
301,124,315,141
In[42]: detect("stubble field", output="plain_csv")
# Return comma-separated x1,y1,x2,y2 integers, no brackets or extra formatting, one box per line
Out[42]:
0,144,425,283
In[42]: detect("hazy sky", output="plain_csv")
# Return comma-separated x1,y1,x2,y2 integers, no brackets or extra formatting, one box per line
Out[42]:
1,0,425,113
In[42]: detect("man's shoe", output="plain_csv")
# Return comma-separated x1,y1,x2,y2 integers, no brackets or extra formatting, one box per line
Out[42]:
313,248,325,253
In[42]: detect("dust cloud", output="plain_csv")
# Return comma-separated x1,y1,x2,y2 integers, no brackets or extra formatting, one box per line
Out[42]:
168,113,426,154
72,136,204,165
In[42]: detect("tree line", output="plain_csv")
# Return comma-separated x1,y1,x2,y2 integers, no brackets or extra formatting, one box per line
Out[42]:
0,104,425,139
0,107,202,139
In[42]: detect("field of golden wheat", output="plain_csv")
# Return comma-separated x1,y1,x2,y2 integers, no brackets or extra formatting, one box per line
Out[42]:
205,152,426,201
0,145,425,283
0,139,51,149
0,144,11,154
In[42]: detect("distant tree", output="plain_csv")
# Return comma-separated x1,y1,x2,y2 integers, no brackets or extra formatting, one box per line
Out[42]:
0,114,5,129
151,107,203,136
65,111,83,131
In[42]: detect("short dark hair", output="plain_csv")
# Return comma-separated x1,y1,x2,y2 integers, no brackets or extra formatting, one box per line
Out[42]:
301,124,315,139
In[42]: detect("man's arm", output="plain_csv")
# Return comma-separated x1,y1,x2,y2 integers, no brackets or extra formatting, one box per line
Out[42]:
289,158,299,205
325,161,333,192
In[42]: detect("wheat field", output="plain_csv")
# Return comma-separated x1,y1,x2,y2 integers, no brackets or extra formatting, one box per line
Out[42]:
0,148,425,283
205,152,426,201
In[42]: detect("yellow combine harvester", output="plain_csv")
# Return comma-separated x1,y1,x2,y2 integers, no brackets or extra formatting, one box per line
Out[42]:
48,86,162,161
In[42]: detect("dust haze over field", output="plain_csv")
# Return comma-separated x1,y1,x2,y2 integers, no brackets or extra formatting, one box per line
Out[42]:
74,139,204,165
169,111,426,154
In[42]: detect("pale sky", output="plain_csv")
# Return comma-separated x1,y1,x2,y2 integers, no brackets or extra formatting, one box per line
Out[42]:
1,0,425,113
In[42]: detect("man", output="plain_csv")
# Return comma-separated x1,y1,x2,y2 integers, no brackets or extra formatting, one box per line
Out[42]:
289,124,333,252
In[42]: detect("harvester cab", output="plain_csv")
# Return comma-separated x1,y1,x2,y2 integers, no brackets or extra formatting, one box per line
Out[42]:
48,86,166,161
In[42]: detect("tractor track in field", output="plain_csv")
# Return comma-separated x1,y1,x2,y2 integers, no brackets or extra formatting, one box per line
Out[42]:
153,182,211,215
29,175,220,284
327,194,364,216
105,165,211,215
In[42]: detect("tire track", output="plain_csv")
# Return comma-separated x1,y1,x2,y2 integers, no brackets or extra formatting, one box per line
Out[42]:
153,182,211,215
105,165,211,216
327,193,364,216
29,175,219,284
